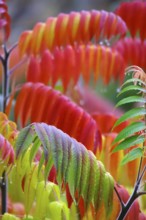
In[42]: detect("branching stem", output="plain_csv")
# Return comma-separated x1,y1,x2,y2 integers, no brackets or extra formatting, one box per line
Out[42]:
0,44,16,214
116,165,146,220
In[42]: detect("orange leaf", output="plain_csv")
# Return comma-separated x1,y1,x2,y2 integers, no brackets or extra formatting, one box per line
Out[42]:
18,10,127,55
26,44,125,90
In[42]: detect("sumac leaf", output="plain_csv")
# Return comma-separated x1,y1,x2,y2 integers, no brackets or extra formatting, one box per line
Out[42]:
116,96,146,107
113,121,146,144
113,135,145,152
0,0,11,44
114,107,146,127
15,122,114,216
18,10,127,55
26,45,125,89
121,148,143,165
115,1,146,40
13,82,101,153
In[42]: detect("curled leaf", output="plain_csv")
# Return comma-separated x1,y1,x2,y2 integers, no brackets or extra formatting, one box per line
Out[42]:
13,82,101,153
26,45,125,89
18,10,127,55
15,122,114,216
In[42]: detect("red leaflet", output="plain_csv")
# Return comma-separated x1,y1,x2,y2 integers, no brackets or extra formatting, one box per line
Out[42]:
92,113,128,134
113,37,146,71
0,134,14,167
115,1,146,40
14,82,101,153
0,1,11,44
18,10,127,55
26,44,125,90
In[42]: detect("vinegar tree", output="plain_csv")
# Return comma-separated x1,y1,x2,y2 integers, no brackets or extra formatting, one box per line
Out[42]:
0,0,146,219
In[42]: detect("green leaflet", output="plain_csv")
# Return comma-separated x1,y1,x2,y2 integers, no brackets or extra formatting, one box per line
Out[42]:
33,181,51,219
47,182,60,201
78,146,90,203
121,148,143,165
15,123,114,216
113,121,146,144
121,78,146,87
24,165,39,214
93,161,105,212
2,213,20,220
15,125,36,157
66,140,80,199
116,96,146,108
86,152,98,207
118,85,146,97
71,140,82,193
23,216,33,220
34,123,50,160
114,107,146,127
47,201,70,220
8,150,33,203
113,135,145,152
29,137,41,163
94,161,106,213
45,125,64,186
103,173,114,216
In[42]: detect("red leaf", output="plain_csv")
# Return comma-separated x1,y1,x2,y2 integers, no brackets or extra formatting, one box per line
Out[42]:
14,82,101,153
26,44,125,90
0,1,11,44
113,37,146,71
115,1,146,40
18,10,127,55
0,134,14,165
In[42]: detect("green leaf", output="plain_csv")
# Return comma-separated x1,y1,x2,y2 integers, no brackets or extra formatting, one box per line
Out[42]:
16,123,114,215
121,148,143,165
113,135,145,152
47,201,70,220
24,165,39,214
113,121,145,144
33,181,50,219
114,107,146,127
34,123,50,160
122,78,146,87
118,85,146,97
2,213,20,220
116,96,146,108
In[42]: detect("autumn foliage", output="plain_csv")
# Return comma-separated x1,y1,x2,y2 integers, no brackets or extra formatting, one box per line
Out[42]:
0,0,146,220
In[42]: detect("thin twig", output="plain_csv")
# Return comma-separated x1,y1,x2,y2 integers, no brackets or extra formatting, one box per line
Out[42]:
136,191,146,198
137,165,146,184
7,42,18,55
114,186,125,209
